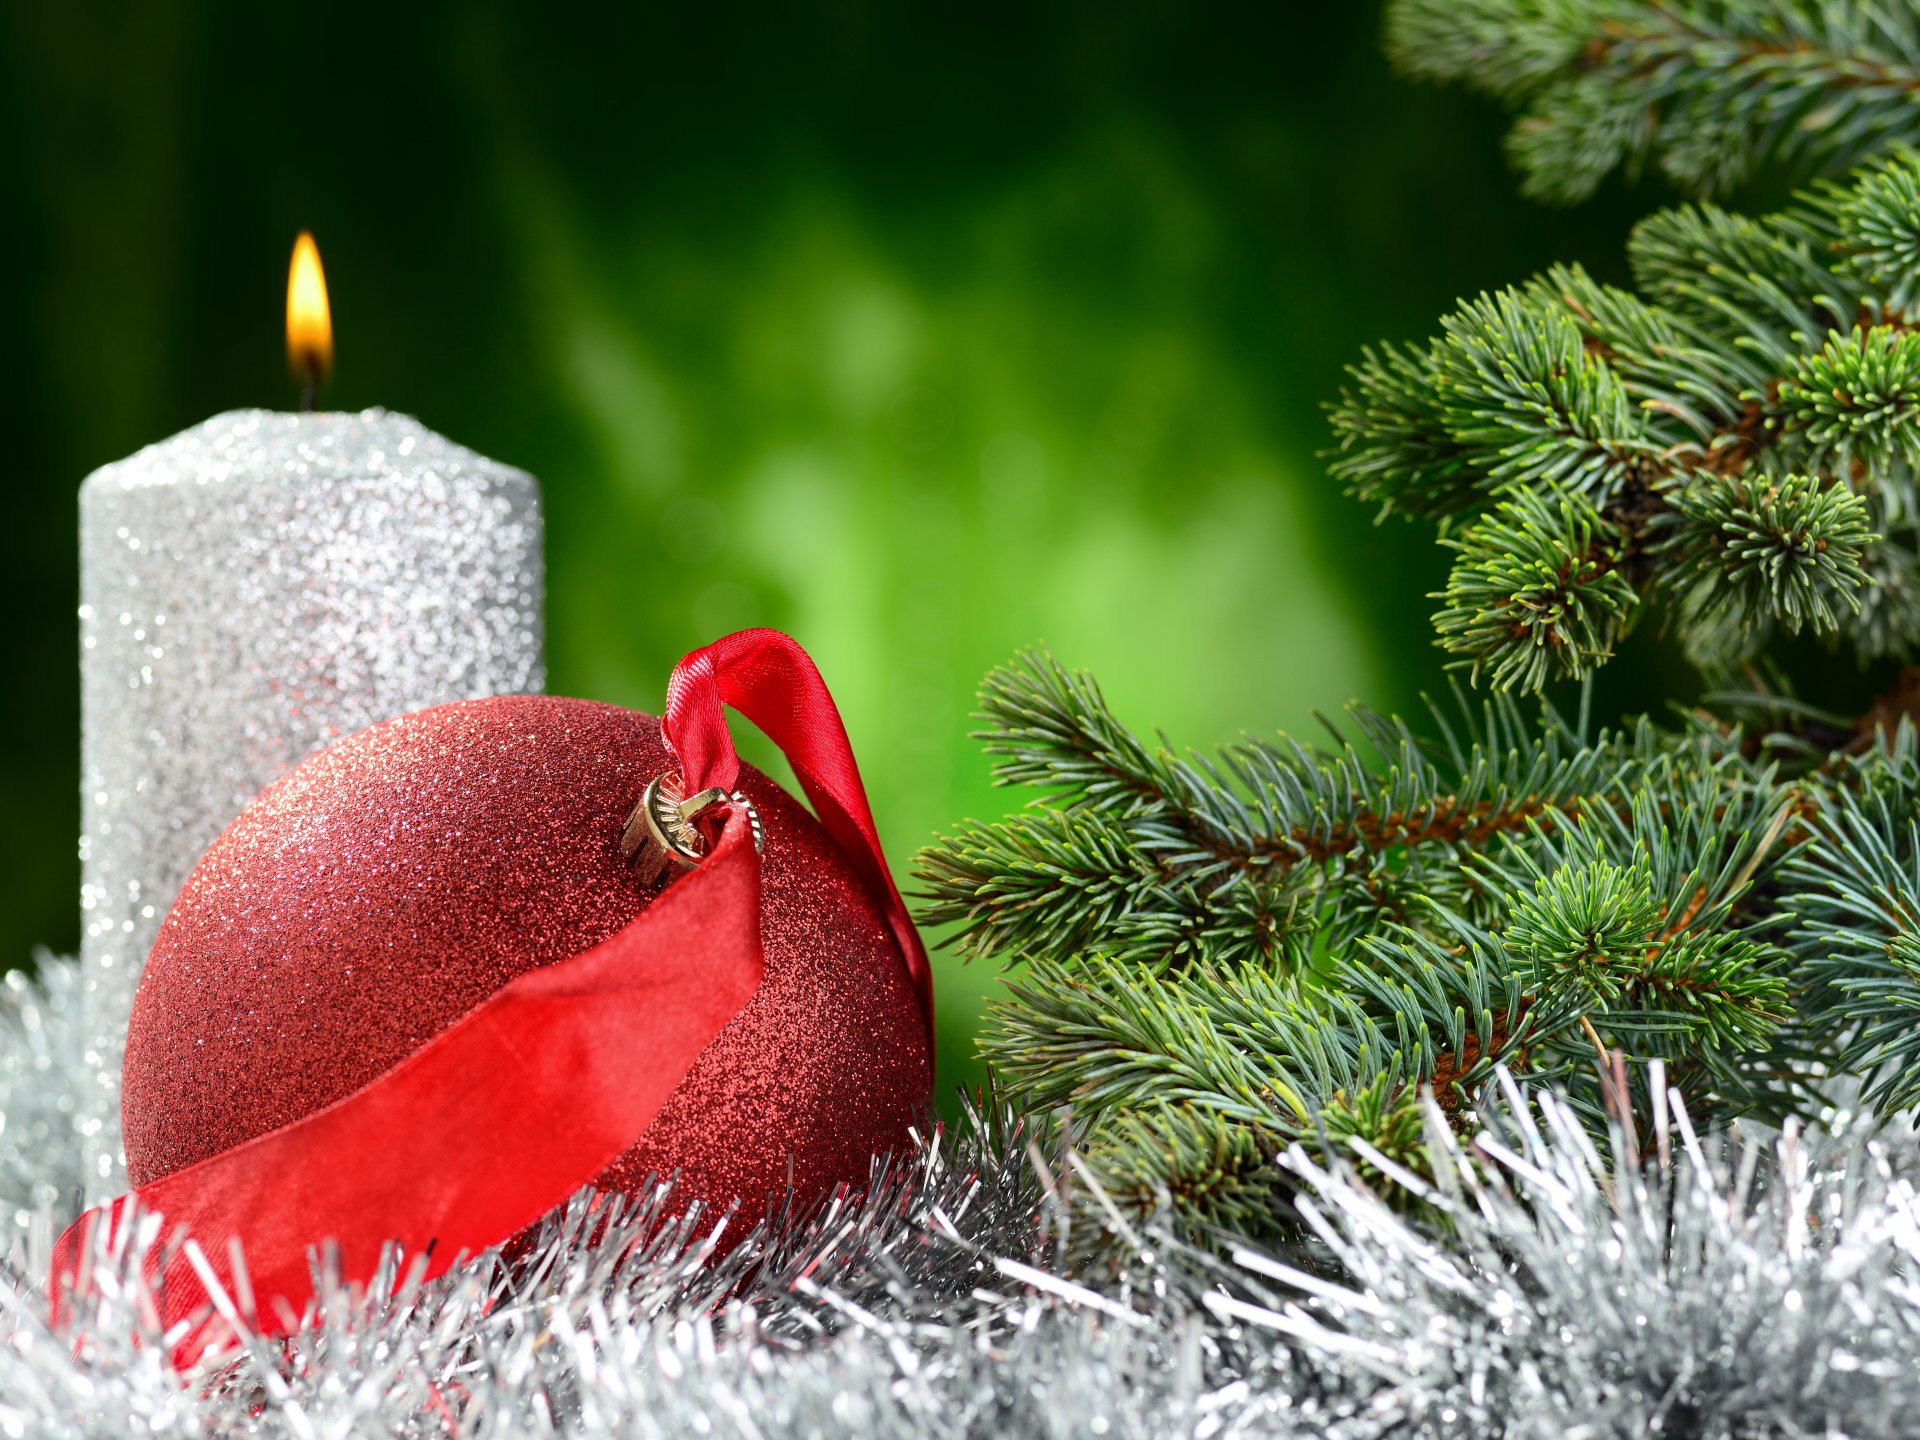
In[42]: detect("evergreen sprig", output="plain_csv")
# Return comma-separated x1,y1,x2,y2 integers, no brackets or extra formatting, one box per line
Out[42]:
918,651,1874,1232
1787,727,1920,1109
1777,322,1920,470
920,649,1663,975
1330,147,1920,687
1434,289,1651,496
1832,145,1920,304
923,1,1920,1242
1386,0,1920,203
1659,470,1877,658
1432,491,1640,688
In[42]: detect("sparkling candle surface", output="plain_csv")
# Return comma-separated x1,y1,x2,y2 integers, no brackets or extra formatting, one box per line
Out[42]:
76,407,544,1188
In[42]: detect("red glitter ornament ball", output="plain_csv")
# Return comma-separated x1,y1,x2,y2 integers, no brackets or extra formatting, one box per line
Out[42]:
120,695,932,1220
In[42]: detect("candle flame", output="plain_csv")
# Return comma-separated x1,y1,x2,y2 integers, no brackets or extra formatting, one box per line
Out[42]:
286,232,333,386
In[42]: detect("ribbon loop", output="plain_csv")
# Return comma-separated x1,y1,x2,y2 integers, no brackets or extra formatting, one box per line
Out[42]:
662,629,933,1037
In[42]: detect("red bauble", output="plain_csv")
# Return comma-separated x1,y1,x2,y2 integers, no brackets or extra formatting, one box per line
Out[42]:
121,695,932,1221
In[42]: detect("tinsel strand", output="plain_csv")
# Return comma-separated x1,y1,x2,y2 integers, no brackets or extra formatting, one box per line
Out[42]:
8,952,1920,1437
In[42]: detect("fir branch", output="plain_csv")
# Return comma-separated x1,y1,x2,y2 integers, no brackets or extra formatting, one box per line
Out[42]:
1658,469,1878,654
914,808,1245,969
970,648,1181,810
1074,1104,1292,1237
978,912,1544,1146
1432,490,1641,688
1774,321,1920,470
1474,743,1805,1101
1332,149,1920,686
1829,143,1920,306
1342,917,1557,1101
930,636,1830,1231
918,652,1655,969
1312,1073,1434,1201
1852,524,1920,656
1326,341,1482,518
1523,262,1752,434
1433,288,1655,498
1504,855,1789,1049
1785,728,1920,1108
1626,200,1855,376
979,955,1344,1130
977,935,1543,1237
926,10,1920,1254
1387,0,1920,203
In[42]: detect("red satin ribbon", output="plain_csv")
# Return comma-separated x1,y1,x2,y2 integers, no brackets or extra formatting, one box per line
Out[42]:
49,629,928,1366
663,628,932,1035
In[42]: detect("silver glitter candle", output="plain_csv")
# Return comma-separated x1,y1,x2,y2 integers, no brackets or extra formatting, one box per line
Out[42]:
75,408,544,1191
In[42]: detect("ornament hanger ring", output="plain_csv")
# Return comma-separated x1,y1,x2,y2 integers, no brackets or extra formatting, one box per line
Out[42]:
621,770,764,884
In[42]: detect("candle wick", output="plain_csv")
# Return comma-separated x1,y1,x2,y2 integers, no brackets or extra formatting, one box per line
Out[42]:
299,360,319,414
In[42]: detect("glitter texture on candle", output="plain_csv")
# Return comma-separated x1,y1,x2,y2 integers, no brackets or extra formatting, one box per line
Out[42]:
77,407,543,1195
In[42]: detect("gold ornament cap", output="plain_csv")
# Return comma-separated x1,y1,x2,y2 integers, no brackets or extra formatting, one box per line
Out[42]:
621,770,764,884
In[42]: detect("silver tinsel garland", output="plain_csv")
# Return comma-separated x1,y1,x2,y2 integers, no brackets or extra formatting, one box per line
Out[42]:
5,950,1920,1438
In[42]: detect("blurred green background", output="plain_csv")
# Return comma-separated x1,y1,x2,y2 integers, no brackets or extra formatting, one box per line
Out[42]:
0,1,1690,1102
